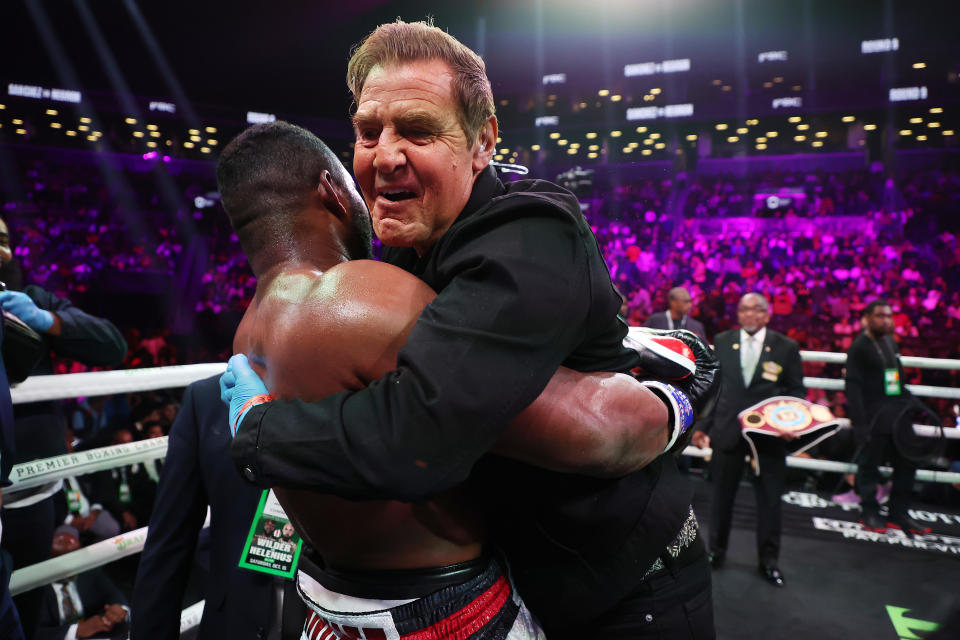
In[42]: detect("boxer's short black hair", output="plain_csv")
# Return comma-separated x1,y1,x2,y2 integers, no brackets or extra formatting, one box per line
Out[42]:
217,121,371,259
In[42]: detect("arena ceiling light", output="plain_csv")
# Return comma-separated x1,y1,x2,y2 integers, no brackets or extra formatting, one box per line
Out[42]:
530,144,541,151
812,141,823,147
586,132,597,139
788,116,802,123
930,107,943,113
917,135,927,141
649,132,661,139
864,124,877,130
201,147,211,153
650,88,661,95
65,130,76,137
610,130,622,137
636,126,647,133
45,108,57,116
11,118,23,125
207,139,218,145
567,148,577,154
746,119,759,126
727,136,738,143
587,152,598,159
598,89,610,96
78,125,89,132
654,142,665,149
816,131,828,138
686,134,697,141
0,104,5,109
737,127,748,134
899,129,912,135
641,149,652,156
589,144,599,150
558,139,568,145
928,122,940,128
913,62,927,69
205,126,217,133
146,124,158,131
184,141,195,148
16,128,26,135
622,146,633,153
79,117,91,124
909,117,923,124
763,82,773,89
794,135,806,141
944,130,955,136
756,143,767,150
766,131,778,137
125,117,137,124
842,116,855,122
49,122,61,128
716,123,728,130
756,137,767,143
610,95,622,102
549,132,561,139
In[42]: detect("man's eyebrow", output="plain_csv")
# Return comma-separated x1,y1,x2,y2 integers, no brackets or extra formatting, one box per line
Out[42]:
394,111,443,130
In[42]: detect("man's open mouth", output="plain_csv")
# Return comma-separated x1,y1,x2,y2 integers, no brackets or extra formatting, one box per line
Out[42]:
379,190,416,202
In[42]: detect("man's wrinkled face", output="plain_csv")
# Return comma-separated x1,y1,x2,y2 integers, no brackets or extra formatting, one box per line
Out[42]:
352,59,483,255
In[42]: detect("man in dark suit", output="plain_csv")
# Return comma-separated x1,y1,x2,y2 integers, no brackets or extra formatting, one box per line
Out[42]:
131,375,302,639
35,525,129,640
645,286,708,341
691,292,804,587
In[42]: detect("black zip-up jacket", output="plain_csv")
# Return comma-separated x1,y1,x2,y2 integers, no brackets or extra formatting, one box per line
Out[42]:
232,167,692,626
845,331,908,444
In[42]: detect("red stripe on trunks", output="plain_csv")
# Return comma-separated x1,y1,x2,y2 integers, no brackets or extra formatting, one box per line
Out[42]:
401,575,512,640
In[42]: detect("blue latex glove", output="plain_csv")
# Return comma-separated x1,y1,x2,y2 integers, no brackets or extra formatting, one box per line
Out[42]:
0,290,54,332
219,354,270,436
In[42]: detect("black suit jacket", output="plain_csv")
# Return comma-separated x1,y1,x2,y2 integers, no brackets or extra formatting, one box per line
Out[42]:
701,329,805,452
35,569,127,640
643,311,707,341
130,375,274,639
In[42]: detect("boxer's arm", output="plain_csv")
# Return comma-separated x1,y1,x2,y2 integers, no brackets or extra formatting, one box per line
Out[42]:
495,368,669,477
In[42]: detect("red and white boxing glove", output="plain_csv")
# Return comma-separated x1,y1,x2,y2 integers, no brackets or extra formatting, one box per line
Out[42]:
624,328,721,454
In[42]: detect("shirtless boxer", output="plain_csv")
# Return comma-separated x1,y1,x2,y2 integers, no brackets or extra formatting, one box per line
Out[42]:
217,121,695,639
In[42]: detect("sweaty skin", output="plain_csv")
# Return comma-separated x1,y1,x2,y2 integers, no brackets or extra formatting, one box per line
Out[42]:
234,258,669,571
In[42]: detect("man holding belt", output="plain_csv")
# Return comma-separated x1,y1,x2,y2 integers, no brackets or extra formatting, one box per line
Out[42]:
224,20,720,639
692,292,804,587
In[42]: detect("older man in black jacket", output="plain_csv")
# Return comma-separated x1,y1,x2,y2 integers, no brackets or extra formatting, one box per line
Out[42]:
692,292,804,587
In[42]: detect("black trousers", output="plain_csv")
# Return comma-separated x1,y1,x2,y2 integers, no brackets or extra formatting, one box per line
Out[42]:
1,496,57,638
708,437,786,566
856,431,917,518
552,536,714,639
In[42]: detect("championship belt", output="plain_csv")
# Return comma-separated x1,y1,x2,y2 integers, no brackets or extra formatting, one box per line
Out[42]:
738,396,849,474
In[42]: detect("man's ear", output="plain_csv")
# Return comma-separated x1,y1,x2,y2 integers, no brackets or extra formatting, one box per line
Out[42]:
317,170,348,220
472,116,498,172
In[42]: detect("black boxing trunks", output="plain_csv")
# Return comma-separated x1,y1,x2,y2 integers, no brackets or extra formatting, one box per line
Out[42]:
297,553,545,640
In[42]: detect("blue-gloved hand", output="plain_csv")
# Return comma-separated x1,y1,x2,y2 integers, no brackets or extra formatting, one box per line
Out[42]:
0,290,54,332
219,354,270,437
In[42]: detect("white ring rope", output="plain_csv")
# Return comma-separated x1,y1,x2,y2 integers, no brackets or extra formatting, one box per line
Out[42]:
5,437,168,494
8,510,210,594
10,363,226,404
800,350,960,370
683,447,960,484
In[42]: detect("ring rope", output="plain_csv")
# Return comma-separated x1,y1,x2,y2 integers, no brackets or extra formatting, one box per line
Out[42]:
9,510,210,596
5,437,168,494
800,351,960,370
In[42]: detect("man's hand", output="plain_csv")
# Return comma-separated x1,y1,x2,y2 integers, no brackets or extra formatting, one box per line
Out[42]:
691,430,710,449
121,511,137,530
625,328,721,454
76,614,113,638
102,603,128,625
220,354,272,436
0,290,54,332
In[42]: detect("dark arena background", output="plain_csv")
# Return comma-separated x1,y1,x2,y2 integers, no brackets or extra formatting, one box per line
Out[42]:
0,1,958,638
